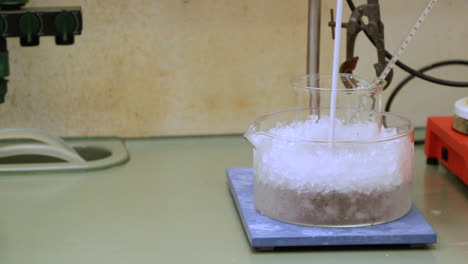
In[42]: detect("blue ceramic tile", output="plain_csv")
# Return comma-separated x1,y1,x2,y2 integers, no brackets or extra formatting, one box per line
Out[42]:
227,168,437,248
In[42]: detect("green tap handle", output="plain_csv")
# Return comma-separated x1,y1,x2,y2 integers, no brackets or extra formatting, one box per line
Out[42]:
19,11,41,46
54,10,77,45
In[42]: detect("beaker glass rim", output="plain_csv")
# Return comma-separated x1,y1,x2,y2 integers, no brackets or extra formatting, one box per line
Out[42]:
245,107,413,145
291,73,385,92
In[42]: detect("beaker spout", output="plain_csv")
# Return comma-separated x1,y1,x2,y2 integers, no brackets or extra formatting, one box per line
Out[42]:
243,123,258,149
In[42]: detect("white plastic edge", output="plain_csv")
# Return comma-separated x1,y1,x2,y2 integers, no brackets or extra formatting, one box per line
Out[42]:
454,96,468,120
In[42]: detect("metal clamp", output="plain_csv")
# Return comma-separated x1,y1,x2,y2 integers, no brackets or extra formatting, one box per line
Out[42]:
329,0,393,88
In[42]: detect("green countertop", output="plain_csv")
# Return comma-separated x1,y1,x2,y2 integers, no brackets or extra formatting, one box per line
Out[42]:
0,135,467,263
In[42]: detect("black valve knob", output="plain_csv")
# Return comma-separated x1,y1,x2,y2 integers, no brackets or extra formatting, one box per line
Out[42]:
0,79,7,103
0,16,5,35
19,11,41,46
54,10,76,45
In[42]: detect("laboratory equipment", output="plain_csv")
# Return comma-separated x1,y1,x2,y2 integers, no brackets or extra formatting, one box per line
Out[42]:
227,167,436,248
453,97,468,135
0,0,82,102
293,73,384,111
0,2,128,171
328,0,393,88
327,0,344,142
425,97,468,185
328,0,439,89
227,0,443,248
244,105,414,227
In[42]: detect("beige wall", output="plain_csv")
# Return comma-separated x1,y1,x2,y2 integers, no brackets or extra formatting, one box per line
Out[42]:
0,0,466,137
0,0,308,137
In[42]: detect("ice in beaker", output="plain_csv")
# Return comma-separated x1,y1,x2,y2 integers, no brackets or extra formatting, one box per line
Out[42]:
244,108,414,227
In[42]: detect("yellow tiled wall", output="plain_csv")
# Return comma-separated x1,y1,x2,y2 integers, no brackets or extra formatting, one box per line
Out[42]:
0,0,466,137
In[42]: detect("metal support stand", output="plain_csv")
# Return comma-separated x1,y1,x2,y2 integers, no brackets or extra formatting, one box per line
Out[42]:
307,0,321,112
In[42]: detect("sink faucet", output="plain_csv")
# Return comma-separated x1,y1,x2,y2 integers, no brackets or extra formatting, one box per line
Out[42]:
0,0,82,103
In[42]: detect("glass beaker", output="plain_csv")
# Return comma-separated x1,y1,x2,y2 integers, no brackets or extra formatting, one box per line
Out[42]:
292,73,386,139
292,73,384,113
244,108,414,227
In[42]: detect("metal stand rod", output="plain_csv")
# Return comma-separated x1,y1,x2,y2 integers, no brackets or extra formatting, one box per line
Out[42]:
307,0,321,112
307,0,321,76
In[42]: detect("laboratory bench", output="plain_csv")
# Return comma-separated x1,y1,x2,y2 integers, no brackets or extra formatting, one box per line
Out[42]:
0,134,467,263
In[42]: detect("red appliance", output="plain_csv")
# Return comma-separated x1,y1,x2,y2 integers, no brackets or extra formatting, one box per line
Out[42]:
425,116,468,185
